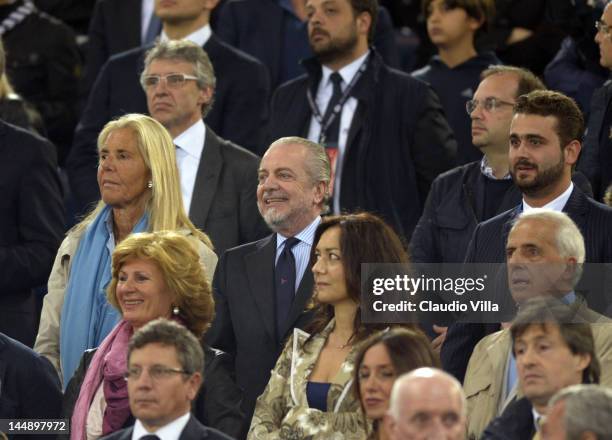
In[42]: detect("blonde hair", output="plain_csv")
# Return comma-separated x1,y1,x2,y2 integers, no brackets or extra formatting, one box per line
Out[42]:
108,231,214,337
75,113,212,249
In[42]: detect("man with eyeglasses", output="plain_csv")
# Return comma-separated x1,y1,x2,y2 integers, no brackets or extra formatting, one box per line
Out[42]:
67,0,270,218
579,1,612,202
410,66,544,341
102,319,232,440
140,39,269,255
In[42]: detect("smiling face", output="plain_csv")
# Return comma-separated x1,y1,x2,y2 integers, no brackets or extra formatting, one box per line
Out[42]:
305,0,370,67
97,128,151,211
144,58,211,138
257,142,325,236
514,324,590,410
509,114,578,199
128,342,201,430
116,258,175,331
358,343,397,420
425,0,481,50
506,218,575,304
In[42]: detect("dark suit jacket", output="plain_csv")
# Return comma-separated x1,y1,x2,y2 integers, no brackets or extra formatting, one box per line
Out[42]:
63,345,243,439
0,333,62,423
99,415,234,440
480,397,535,440
190,128,269,255
0,121,64,347
441,185,612,382
82,0,143,94
216,0,399,89
67,34,270,212
206,234,314,427
268,50,456,241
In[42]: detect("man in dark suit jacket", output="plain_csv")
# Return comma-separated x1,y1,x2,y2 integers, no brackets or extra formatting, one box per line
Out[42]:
267,0,456,242
0,332,62,420
441,90,612,382
142,39,269,255
101,320,232,440
216,0,400,89
0,120,64,347
68,0,270,214
207,136,331,428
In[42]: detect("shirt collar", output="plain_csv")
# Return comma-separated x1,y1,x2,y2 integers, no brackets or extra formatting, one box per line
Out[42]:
276,216,321,250
522,182,574,212
320,50,369,91
174,119,206,160
480,156,512,180
132,412,190,440
160,24,211,47
532,407,543,432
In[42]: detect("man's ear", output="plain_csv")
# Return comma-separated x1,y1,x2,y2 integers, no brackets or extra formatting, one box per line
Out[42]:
203,0,220,12
564,140,581,166
356,11,372,39
186,372,203,401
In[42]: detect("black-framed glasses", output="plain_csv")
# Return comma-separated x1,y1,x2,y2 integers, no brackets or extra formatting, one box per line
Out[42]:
596,20,612,36
141,73,199,89
123,365,191,381
465,97,515,115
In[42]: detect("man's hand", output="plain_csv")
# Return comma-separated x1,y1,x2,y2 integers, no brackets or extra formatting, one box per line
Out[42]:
431,324,448,354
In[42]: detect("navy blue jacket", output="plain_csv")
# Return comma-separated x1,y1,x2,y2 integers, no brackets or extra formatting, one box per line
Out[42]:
480,398,535,440
412,52,501,165
267,50,457,241
0,333,62,423
578,79,612,201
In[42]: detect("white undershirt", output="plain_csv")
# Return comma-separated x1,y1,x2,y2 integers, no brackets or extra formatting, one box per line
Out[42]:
174,119,206,214
141,0,155,43
522,182,574,212
160,24,211,46
307,51,369,214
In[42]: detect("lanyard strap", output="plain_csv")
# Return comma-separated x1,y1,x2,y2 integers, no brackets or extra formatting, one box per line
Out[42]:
0,1,35,36
307,52,369,144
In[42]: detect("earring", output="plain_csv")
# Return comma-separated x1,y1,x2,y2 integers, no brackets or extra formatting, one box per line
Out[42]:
147,180,153,189
172,305,180,316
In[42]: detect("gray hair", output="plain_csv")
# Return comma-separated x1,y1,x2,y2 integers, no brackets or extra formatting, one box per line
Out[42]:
388,367,466,420
512,209,585,286
128,318,204,381
141,40,216,116
548,384,612,440
268,136,331,209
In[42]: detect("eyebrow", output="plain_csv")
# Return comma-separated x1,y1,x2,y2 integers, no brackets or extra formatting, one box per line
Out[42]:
509,133,547,142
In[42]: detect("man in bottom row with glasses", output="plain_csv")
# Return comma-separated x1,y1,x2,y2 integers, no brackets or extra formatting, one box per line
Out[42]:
102,319,232,440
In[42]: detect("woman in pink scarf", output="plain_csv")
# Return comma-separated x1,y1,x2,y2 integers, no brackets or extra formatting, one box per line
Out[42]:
64,231,243,439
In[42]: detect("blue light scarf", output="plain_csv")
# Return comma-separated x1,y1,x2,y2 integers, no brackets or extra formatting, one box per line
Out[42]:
60,206,148,385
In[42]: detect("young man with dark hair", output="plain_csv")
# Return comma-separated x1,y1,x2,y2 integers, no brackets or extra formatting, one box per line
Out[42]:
413,0,499,165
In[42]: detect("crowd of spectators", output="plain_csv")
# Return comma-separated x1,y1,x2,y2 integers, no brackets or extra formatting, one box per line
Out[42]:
2,0,612,439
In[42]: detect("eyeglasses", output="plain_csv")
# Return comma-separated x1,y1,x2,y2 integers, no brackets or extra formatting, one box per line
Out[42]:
123,365,191,381
596,20,612,36
465,97,515,115
141,73,199,89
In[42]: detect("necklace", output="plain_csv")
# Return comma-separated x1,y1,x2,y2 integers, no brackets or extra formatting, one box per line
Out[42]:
329,334,352,350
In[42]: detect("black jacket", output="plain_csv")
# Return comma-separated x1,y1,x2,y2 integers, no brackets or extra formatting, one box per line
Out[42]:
100,415,234,440
410,161,520,264
0,333,62,425
63,344,244,439
480,397,536,440
268,50,456,241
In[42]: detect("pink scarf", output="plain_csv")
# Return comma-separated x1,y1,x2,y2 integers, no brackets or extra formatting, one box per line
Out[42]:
71,320,133,440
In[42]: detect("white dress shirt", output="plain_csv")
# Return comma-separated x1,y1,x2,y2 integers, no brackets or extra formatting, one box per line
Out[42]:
174,119,206,214
307,51,369,214
160,24,212,47
522,182,574,212
141,0,155,43
132,411,190,440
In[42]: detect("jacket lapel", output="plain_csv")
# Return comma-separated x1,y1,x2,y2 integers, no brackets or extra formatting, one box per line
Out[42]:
189,127,222,229
245,235,277,342
562,186,588,232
